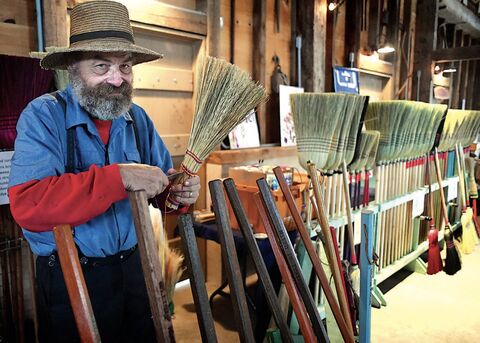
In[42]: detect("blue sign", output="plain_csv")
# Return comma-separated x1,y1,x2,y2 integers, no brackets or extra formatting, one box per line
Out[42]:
333,66,359,94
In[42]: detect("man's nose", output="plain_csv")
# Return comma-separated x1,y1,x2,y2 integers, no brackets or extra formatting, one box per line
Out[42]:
106,67,125,87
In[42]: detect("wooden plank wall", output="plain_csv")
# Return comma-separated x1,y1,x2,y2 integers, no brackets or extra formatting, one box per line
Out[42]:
0,0,36,56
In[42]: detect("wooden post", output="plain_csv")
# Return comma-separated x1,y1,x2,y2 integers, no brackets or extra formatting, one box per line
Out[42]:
451,29,464,109
412,0,437,102
42,0,68,47
128,191,175,343
296,0,327,92
344,0,361,68
207,0,221,57
53,225,100,343
252,0,267,143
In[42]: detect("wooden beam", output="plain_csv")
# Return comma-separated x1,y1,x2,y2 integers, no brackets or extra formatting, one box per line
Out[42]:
451,30,464,109
297,0,327,92
0,23,35,57
43,0,68,48
324,7,334,92
472,61,480,110
344,0,361,68
71,0,207,36
460,35,471,108
405,0,417,100
205,146,297,164
412,0,437,102
367,0,381,52
252,0,267,143
207,0,221,56
432,45,480,62
467,60,477,109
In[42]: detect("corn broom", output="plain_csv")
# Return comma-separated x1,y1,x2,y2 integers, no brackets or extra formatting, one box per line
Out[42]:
167,55,268,209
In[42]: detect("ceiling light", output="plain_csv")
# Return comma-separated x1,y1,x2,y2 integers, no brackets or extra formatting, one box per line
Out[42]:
377,44,395,54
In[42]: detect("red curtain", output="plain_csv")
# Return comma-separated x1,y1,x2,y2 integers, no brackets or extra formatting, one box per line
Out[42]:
0,55,54,150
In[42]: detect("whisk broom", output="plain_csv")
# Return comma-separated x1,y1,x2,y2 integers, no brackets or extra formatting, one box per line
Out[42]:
167,55,268,209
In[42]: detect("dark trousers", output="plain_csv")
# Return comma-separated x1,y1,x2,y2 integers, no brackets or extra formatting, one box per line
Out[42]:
35,246,155,343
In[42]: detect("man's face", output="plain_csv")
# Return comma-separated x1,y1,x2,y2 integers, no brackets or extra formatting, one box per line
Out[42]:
69,53,134,120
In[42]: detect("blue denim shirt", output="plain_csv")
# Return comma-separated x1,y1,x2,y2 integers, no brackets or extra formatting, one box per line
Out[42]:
9,85,173,257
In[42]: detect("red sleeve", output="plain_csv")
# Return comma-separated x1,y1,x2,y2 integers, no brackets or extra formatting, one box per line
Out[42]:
8,164,128,232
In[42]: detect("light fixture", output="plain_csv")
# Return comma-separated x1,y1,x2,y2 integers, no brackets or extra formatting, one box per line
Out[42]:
442,62,457,74
328,0,344,11
377,44,395,54
376,9,395,54
434,64,442,74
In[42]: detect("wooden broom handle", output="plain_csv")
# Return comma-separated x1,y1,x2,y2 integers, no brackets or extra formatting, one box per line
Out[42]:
455,145,467,210
272,167,354,343
307,163,354,336
341,161,357,264
433,150,450,226
253,192,317,343
177,214,218,343
128,191,175,343
223,178,293,343
209,180,255,343
53,225,101,343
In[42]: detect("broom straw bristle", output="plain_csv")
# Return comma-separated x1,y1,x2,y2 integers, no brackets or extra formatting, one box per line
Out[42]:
182,56,268,176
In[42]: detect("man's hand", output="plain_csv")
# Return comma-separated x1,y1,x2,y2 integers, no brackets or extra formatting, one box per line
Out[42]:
168,169,201,205
118,164,169,198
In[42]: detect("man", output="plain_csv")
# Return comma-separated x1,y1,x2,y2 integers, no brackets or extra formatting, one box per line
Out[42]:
8,1,199,342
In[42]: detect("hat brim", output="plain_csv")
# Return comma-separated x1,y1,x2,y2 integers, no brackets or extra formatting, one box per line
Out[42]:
40,39,162,70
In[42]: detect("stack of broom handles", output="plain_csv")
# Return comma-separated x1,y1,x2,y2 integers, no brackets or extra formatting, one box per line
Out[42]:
52,190,175,343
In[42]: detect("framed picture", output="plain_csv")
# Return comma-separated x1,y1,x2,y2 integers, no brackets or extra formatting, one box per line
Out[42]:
279,85,304,147
228,110,261,149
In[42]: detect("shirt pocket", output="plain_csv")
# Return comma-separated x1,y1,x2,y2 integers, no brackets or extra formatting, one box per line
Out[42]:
75,149,104,172
124,150,141,164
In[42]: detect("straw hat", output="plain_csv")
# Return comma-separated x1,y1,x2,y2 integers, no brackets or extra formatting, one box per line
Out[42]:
40,0,162,70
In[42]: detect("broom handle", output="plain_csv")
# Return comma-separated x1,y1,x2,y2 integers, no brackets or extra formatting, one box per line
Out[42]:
209,181,255,343
273,167,354,343
433,150,450,226
341,161,357,265
128,191,175,343
253,192,317,342
223,178,293,343
177,214,218,343
256,178,329,342
307,163,354,336
53,225,101,343
455,145,467,210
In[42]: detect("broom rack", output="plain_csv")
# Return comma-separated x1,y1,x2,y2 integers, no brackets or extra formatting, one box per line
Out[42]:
310,174,461,309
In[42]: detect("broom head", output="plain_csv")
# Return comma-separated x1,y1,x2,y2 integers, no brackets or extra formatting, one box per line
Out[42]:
444,227,462,275
427,224,443,275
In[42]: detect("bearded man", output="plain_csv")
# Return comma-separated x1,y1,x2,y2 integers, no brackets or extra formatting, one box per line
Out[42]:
7,1,200,342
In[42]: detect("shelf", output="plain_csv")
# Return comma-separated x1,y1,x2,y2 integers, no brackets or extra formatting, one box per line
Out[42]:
328,176,460,228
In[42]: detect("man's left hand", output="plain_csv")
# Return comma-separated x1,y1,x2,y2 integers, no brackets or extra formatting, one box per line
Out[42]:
168,169,201,205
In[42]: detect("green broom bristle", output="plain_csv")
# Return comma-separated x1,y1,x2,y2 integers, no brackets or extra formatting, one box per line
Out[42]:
291,93,362,171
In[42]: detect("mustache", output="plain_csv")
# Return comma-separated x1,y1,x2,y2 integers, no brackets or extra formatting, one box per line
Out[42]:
89,82,133,97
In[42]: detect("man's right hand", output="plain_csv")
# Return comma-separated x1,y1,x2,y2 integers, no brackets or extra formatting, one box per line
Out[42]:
118,164,169,198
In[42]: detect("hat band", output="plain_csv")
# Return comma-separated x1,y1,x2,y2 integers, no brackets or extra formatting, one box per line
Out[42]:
70,30,134,44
